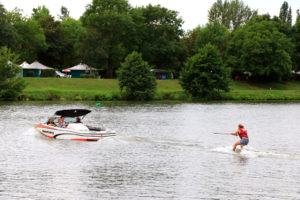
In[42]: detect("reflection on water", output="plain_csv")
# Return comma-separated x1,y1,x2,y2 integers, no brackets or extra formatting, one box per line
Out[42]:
234,155,249,165
0,102,300,199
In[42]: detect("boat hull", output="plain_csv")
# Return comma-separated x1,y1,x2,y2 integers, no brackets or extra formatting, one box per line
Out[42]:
34,124,116,141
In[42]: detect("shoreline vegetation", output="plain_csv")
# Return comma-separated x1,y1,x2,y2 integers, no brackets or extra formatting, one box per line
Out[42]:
1,1,300,102
14,78,300,102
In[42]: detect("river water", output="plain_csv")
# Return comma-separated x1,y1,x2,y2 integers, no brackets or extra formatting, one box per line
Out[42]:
0,102,299,200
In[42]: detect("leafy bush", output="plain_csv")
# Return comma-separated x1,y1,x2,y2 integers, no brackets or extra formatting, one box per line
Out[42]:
180,43,230,99
117,51,157,100
75,95,82,101
0,46,26,100
40,69,55,77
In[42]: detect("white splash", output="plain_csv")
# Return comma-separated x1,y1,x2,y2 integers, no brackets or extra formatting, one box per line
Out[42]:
212,146,300,160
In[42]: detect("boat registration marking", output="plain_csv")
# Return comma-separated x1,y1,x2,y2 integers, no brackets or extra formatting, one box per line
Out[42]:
42,130,54,135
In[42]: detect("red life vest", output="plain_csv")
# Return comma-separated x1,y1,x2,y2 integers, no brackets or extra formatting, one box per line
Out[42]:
238,128,248,139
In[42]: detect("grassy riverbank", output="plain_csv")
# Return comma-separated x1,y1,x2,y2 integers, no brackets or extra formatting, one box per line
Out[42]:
20,78,300,101
21,78,186,101
223,81,300,101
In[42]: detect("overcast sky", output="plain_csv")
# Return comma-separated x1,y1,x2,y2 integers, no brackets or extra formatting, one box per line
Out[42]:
0,0,299,31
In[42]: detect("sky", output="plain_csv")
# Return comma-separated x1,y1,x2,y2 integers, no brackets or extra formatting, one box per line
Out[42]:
0,0,299,31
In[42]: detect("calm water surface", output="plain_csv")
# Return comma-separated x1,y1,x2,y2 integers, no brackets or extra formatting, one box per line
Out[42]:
0,102,300,200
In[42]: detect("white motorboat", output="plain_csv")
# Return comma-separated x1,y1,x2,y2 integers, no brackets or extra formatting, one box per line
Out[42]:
34,109,116,141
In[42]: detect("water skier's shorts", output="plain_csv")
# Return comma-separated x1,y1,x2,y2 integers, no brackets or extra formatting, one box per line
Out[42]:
240,138,249,145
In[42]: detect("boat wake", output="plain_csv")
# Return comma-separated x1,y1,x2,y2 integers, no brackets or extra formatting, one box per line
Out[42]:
212,146,300,160
115,135,208,149
116,136,300,160
24,127,36,136
26,130,300,160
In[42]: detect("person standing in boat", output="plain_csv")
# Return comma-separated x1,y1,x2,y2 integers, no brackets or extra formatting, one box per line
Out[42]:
232,124,249,151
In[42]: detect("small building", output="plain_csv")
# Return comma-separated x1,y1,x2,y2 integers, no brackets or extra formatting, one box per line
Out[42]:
21,61,54,77
66,63,97,78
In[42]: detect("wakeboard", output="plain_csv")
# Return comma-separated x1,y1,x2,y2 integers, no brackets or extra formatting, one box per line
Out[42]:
234,148,242,153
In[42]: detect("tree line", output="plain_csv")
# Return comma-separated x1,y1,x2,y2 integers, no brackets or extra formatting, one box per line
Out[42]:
0,0,185,78
179,0,300,98
0,0,300,100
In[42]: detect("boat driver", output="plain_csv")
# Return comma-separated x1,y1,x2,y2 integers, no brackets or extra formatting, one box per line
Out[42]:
75,117,82,123
47,117,57,127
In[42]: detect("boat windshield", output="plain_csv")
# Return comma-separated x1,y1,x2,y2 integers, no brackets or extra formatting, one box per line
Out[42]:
64,117,81,123
51,116,82,124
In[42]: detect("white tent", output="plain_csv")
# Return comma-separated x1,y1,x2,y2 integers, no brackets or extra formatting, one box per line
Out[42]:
20,61,29,68
66,63,98,78
24,61,53,70
21,61,54,77
67,63,97,71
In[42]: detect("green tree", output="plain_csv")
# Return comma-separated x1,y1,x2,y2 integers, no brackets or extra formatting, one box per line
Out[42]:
0,4,17,50
131,4,185,73
287,7,292,25
32,5,51,21
117,51,157,100
78,30,111,72
208,0,231,28
208,0,257,30
37,16,72,69
59,6,70,20
196,21,230,54
275,2,292,37
80,0,134,77
32,5,73,68
14,18,47,63
5,8,23,23
292,16,300,71
61,17,86,66
180,26,202,58
5,8,48,63
279,1,292,25
180,43,229,98
272,15,292,38
0,46,26,100
227,16,293,81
